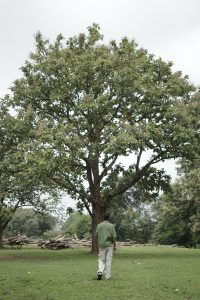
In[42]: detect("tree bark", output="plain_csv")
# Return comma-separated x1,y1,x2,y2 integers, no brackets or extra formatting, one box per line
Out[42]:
0,226,4,248
91,202,106,253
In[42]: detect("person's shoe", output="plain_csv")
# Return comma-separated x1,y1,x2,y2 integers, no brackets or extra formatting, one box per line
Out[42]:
97,272,103,280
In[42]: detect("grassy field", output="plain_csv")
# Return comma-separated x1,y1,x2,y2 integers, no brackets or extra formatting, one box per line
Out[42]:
0,246,200,300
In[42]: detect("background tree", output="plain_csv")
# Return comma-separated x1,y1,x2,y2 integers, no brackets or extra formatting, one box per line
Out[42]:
152,93,200,247
61,211,91,239
4,208,57,238
7,24,199,252
152,167,200,247
110,206,154,243
109,177,161,242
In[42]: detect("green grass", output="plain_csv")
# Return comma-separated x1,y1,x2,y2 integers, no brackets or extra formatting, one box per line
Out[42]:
0,246,200,300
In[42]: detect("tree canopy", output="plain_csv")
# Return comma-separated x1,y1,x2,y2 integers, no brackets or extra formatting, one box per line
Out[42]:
0,101,59,246
5,24,199,251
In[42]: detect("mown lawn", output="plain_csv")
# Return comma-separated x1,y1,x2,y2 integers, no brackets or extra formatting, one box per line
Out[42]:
0,246,200,300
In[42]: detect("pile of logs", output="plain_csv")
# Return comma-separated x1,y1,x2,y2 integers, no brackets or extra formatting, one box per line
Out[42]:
2,234,92,250
1,235,181,249
119,240,153,247
2,235,35,248
38,234,92,250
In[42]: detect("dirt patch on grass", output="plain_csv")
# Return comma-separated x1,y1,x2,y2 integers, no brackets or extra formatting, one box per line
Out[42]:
0,255,18,261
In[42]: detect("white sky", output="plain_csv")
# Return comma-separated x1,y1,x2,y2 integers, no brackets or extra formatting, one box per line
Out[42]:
1,0,200,96
1,0,199,207
0,0,200,96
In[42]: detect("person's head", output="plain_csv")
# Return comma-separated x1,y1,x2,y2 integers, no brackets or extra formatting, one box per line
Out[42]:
103,213,110,221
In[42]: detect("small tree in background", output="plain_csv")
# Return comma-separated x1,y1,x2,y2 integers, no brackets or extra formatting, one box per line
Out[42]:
62,212,91,239
109,179,160,243
153,167,200,247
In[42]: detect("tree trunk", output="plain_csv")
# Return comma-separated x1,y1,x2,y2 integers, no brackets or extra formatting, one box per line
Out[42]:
91,202,106,253
0,226,4,248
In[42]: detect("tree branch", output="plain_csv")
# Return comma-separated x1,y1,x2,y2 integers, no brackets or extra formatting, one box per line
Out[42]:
136,148,143,172
100,154,118,181
81,198,92,216
111,152,168,199
82,157,94,190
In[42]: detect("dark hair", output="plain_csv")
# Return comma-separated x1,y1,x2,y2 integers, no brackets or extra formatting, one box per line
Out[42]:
103,213,110,221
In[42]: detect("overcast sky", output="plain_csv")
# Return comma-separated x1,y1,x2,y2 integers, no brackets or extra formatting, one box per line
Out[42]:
1,0,199,193
1,0,200,97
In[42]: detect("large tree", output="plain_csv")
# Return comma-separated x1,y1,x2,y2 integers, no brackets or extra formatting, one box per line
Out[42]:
7,24,199,252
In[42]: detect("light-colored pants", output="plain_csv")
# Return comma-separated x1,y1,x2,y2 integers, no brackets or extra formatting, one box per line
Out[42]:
98,246,113,279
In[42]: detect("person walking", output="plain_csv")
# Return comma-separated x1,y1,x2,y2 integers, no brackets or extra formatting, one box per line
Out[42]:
96,213,117,280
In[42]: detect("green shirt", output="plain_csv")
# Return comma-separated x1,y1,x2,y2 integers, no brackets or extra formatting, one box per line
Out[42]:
96,221,117,248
